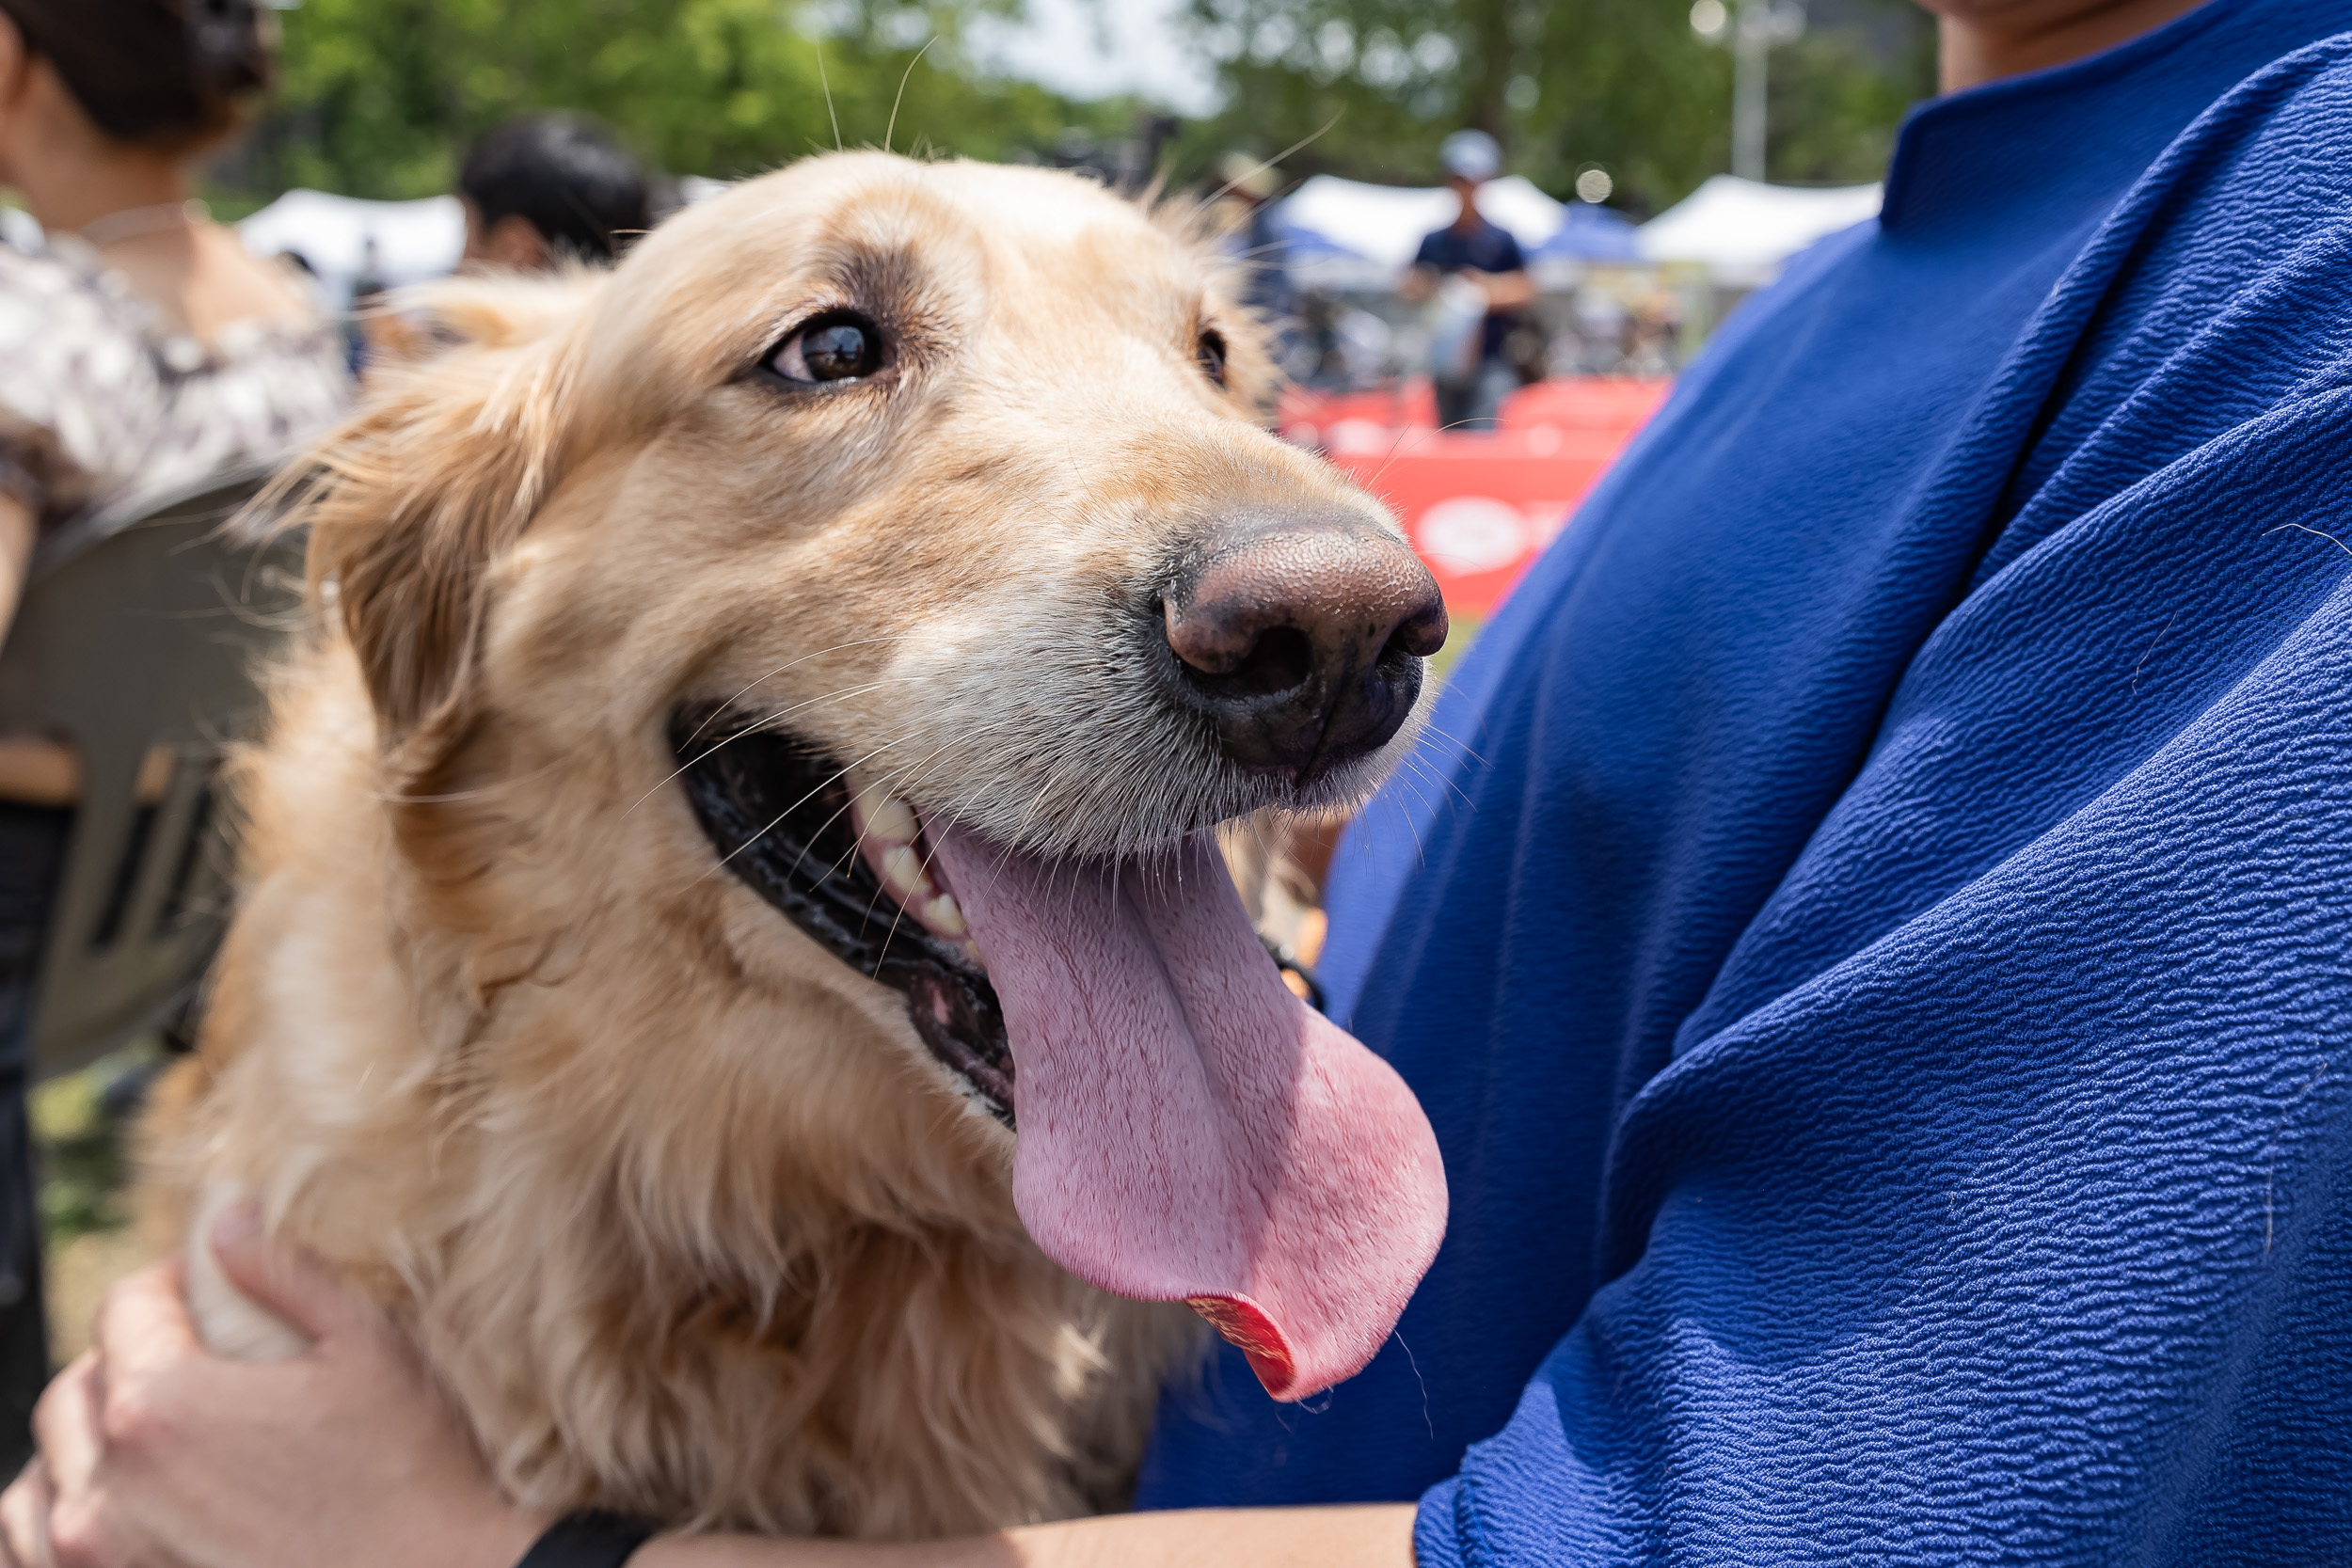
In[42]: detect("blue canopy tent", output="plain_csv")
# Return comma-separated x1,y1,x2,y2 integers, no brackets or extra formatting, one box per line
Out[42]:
1530,201,1641,263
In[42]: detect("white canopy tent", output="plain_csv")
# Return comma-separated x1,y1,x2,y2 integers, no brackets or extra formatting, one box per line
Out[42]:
1635,175,1883,287
1275,170,1867,290
235,181,737,309
1279,174,1565,269
236,190,466,309
1274,174,1636,289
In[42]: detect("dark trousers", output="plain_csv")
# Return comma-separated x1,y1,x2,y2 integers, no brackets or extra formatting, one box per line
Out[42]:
0,803,70,1476
1432,358,1517,433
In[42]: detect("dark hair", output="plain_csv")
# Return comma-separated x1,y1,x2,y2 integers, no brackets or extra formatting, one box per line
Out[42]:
458,114,652,264
0,0,273,150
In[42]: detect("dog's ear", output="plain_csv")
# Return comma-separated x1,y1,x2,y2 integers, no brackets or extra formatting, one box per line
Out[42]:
281,274,600,752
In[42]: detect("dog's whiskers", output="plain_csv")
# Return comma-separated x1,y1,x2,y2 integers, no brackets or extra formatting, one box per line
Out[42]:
884,37,935,156
627,673,925,818
816,41,841,152
627,644,905,812
1410,715,1493,771
692,736,911,887
855,736,983,966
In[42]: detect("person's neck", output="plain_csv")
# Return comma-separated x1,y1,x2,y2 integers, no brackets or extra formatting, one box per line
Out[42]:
4,132,186,240
1938,0,2211,91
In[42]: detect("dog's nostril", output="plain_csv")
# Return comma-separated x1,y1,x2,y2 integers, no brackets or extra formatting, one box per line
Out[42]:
1179,625,1315,702
1385,602,1449,663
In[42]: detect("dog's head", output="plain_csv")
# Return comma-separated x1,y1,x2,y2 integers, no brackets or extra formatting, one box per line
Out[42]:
289,153,1447,1401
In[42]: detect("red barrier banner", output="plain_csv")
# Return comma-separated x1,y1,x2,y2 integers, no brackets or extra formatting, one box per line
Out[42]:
1281,379,1670,617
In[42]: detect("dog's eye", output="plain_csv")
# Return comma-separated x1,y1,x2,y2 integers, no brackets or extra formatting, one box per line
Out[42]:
1197,328,1229,389
767,313,883,384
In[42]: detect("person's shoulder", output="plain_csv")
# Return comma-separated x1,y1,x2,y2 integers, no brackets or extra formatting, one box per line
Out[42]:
0,233,102,355
1486,220,1526,267
0,224,78,297
0,230,165,457
1414,228,1450,265
2183,26,2352,166
2117,27,2352,265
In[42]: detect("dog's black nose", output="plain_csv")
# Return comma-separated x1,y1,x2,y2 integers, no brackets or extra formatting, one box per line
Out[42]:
1159,511,1447,785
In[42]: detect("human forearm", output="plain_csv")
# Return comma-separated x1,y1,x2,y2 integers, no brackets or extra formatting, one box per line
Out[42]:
635,1507,1415,1568
1475,269,1537,310
0,492,29,649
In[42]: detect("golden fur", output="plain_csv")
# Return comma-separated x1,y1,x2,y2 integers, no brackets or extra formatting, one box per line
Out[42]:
137,153,1417,1538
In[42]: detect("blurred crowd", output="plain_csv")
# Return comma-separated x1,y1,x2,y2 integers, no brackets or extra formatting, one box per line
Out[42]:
1209,130,1685,416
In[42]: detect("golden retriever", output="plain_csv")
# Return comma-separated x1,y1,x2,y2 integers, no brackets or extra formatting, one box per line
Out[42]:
138,151,1449,1539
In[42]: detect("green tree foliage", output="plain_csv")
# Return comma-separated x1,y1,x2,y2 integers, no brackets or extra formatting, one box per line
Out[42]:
1765,8,1936,186
226,0,1931,213
239,0,1131,200
1171,0,1932,213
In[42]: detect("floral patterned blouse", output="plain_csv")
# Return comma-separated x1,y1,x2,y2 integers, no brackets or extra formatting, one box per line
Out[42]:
0,218,351,531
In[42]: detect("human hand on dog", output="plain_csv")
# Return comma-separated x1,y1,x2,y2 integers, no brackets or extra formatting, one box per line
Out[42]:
0,1208,1414,1568
0,1204,547,1568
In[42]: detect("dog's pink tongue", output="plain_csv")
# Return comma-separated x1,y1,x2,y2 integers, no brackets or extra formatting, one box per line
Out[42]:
925,826,1446,1401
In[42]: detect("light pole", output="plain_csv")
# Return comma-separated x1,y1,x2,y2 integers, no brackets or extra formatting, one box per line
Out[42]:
1691,0,1805,182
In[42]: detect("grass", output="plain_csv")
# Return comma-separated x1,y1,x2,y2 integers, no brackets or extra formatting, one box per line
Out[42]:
30,1042,160,1246
29,1043,165,1360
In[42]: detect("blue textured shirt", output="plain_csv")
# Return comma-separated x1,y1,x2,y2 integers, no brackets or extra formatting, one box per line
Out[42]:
1136,2,2352,1560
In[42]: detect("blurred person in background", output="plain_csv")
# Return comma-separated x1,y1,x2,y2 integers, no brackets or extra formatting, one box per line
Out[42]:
0,0,348,1472
350,115,647,374
32,2,2352,1566
1211,150,1299,371
1297,286,1391,390
1400,128,1534,432
457,113,651,272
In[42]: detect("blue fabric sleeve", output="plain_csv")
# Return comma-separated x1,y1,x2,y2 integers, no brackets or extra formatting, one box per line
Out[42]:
1430,412,2352,1564
1407,38,2352,1565
1416,1479,1469,1567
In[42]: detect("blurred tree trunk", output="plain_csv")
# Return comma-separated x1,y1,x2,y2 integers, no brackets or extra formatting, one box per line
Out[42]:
1463,0,1517,146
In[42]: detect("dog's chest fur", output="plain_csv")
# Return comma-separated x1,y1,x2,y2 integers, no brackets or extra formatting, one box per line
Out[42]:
138,645,1200,1538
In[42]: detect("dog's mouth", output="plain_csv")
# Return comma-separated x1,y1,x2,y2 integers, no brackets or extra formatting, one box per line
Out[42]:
672,707,1016,1126
672,703,1447,1403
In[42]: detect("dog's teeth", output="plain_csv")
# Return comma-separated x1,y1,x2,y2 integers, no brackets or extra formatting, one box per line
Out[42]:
922,893,968,938
864,797,918,845
882,845,931,901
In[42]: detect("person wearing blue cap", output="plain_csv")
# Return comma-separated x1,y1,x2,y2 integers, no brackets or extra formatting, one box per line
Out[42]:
14,0,2352,1564
1401,127,1534,433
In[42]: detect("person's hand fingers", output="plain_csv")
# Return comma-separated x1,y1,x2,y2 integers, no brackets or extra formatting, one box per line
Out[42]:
35,1353,139,1568
206,1204,381,1351
0,1458,56,1568
88,1262,199,1391
6,1449,133,1568
30,1357,102,1506
45,1474,124,1568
